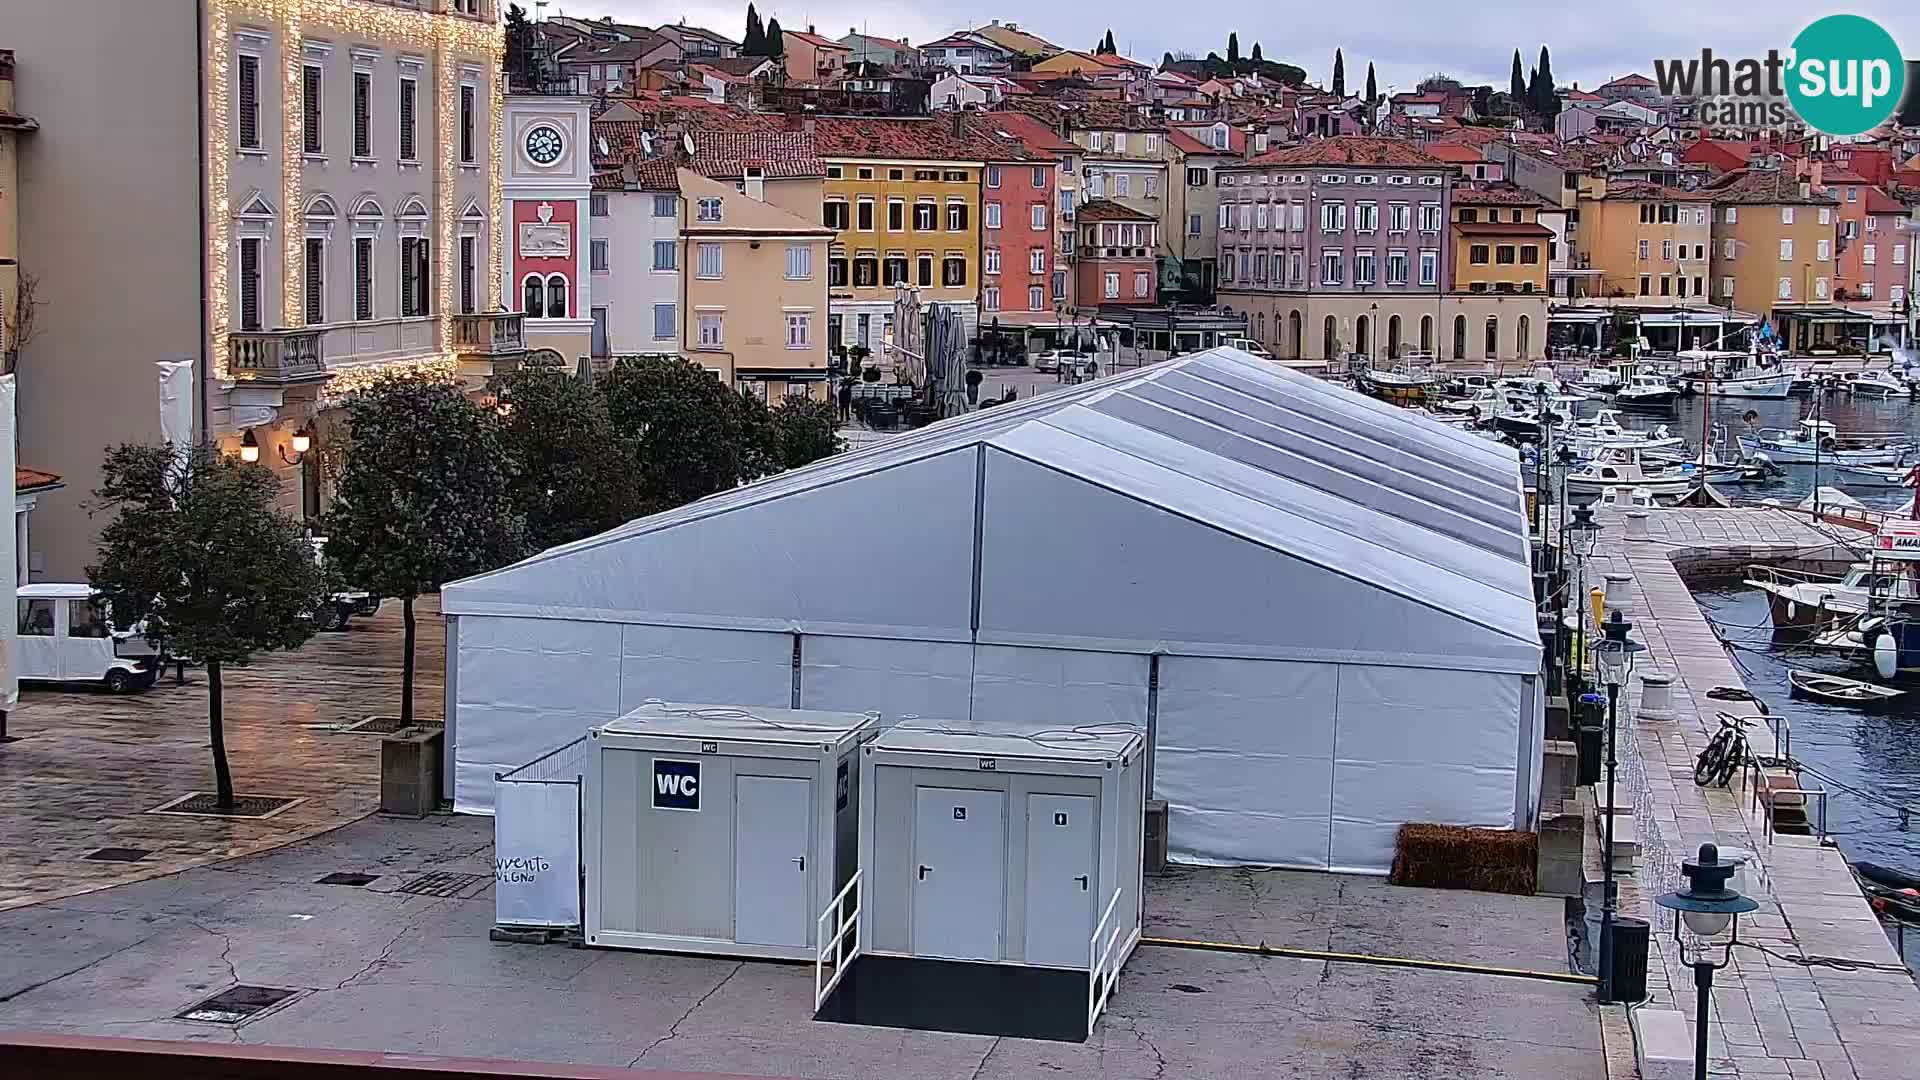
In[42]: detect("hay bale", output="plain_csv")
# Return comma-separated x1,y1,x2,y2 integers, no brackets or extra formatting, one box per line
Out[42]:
1388,823,1538,895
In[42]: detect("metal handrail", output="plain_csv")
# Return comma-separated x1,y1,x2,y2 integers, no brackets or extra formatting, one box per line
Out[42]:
1761,787,1830,846
1086,888,1125,1037
814,870,862,1011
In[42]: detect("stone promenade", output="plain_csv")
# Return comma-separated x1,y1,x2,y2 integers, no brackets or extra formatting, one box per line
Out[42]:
1586,506,1920,1079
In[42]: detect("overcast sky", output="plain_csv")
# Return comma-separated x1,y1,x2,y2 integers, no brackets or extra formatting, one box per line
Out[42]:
547,2,1920,97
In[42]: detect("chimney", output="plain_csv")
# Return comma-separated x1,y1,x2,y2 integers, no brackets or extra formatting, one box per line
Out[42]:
808,24,816,35
951,108,964,137
1810,159,1823,189
744,166,766,201
1798,179,1811,200
804,104,817,139
1244,126,1258,159
621,159,639,187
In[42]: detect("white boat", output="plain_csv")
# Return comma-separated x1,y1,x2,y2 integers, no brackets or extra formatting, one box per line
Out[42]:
1597,486,1659,510
1614,374,1680,410
1744,562,1887,634
1565,445,1702,498
1575,367,1626,394
1675,348,1793,399
1848,368,1912,397
1355,357,1442,403
1834,463,1915,487
1562,409,1685,456
1435,387,1501,416
1735,419,1913,466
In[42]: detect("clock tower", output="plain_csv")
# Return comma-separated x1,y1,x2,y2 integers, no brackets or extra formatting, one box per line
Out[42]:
502,92,593,366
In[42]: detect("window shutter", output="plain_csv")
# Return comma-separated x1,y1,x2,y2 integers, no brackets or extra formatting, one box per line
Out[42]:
239,238,261,330
399,79,416,161
353,72,371,158
459,85,475,162
355,238,373,319
237,55,260,150
400,239,417,317
459,236,475,314
305,238,324,323
303,66,322,154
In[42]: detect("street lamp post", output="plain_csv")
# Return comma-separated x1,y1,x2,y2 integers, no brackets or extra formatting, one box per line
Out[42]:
1657,844,1760,1080
1565,506,1601,697
1592,610,1646,1003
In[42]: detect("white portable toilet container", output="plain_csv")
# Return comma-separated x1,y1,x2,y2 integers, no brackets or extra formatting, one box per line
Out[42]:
583,701,877,960
817,722,1145,1041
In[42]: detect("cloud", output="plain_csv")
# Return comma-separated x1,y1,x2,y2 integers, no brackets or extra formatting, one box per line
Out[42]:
565,2,1920,95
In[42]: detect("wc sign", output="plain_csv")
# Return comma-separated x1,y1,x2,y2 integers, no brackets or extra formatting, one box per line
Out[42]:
653,759,701,810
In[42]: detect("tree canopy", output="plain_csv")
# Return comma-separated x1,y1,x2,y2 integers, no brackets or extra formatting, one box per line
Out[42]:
597,356,778,513
492,365,641,552
743,4,765,54
1250,42,1262,62
1510,50,1526,102
764,17,785,58
771,395,844,469
89,444,326,806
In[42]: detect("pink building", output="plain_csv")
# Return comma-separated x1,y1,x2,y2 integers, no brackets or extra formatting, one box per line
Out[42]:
1074,199,1158,305
981,153,1059,317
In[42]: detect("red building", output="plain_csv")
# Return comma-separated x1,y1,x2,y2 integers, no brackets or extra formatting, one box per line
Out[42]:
981,149,1058,317
1074,199,1157,306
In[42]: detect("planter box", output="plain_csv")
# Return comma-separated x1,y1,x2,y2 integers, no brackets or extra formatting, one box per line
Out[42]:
380,726,444,817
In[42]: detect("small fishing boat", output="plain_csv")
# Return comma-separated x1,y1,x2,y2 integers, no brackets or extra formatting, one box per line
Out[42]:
1564,445,1701,499
1788,669,1905,706
1834,463,1916,488
1614,374,1680,410
1744,563,1885,635
1854,862,1920,923
1434,387,1501,416
1736,419,1913,466
1355,356,1442,403
1848,368,1911,398
1675,347,1794,399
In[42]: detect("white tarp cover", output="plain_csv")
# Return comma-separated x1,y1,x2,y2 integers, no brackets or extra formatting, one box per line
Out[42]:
443,349,1541,864
494,778,581,928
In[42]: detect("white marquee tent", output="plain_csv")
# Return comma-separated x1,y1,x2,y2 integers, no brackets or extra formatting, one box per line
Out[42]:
441,348,1543,872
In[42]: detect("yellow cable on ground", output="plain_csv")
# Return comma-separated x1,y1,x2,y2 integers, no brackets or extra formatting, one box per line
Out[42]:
1139,935,1598,986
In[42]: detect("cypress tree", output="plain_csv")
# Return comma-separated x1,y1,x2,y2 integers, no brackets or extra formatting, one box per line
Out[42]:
765,16,784,58
1251,42,1262,63
1228,33,1239,64
1332,48,1345,97
743,4,764,55
1535,45,1558,117
1510,50,1526,103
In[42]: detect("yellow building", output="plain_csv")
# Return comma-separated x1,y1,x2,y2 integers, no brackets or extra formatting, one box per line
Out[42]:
1451,187,1554,294
1572,180,1714,302
812,115,1001,354
0,49,32,367
1705,168,1839,337
678,169,834,400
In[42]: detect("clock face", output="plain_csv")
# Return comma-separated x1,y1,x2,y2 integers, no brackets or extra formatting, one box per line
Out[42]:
525,125,564,165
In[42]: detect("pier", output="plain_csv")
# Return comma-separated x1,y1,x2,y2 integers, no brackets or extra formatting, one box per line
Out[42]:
1583,506,1920,1079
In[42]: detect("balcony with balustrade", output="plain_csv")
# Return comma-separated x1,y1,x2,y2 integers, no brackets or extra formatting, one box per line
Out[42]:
228,328,329,386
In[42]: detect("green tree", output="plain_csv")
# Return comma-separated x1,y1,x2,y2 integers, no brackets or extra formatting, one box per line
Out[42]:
1162,51,1175,69
1250,42,1262,63
765,17,785,58
772,395,844,469
598,356,775,512
1101,30,1116,55
88,445,327,808
1510,49,1526,103
325,374,526,727
1365,62,1378,115
1534,45,1559,120
743,4,765,54
492,366,640,551
1332,48,1345,97
1227,33,1239,64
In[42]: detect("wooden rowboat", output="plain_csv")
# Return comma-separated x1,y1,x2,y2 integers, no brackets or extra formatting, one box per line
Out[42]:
1788,669,1904,706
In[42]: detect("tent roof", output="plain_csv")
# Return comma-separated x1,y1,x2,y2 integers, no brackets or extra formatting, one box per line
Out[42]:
445,348,1537,668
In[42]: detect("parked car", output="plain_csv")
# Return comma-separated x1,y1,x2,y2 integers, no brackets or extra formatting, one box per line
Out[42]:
1224,337,1276,360
15,584,163,693
310,536,381,631
1032,349,1080,373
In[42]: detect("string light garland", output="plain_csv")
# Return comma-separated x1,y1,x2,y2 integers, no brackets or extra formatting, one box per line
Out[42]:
317,352,460,408
206,0,504,382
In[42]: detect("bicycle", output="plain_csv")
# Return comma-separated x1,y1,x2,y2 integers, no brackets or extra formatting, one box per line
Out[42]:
1695,712,1757,788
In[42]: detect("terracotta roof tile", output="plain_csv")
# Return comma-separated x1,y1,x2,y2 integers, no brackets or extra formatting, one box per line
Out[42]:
1423,142,1486,164
1243,136,1446,169
1601,180,1712,201
690,131,824,178
812,114,1051,161
1454,184,1551,207
983,110,1079,156
1453,221,1556,237
1075,198,1156,222
1707,167,1837,206
15,467,61,492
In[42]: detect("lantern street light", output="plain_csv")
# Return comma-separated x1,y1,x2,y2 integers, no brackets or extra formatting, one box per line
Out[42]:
1564,505,1600,695
238,428,261,464
1591,610,1646,1003
1532,383,1552,543
1656,844,1759,1080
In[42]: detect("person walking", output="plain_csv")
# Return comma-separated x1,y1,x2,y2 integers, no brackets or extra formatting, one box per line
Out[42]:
836,378,853,422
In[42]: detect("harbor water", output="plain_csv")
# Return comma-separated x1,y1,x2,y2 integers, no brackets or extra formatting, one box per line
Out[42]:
1618,390,1920,966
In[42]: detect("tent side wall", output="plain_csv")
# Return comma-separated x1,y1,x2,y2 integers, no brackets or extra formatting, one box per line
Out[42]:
1152,656,1530,872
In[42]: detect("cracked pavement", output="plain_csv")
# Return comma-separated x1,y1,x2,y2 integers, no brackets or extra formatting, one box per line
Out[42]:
0,815,1604,1078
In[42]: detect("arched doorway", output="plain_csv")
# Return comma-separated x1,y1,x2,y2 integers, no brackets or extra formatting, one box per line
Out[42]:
1355,314,1372,358
1517,314,1531,359
1452,314,1467,359
1323,314,1338,359
1420,314,1434,355
1484,316,1499,359
1387,314,1403,360
1256,311,1267,342
1288,310,1302,359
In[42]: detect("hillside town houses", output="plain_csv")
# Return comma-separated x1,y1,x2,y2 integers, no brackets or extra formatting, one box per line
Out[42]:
2,3,1919,585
